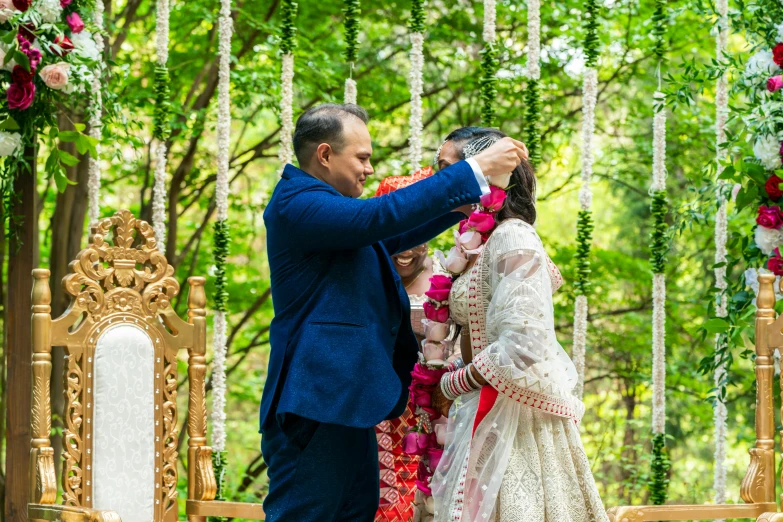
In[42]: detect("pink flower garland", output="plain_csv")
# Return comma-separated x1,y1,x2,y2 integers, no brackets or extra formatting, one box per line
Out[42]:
403,181,508,499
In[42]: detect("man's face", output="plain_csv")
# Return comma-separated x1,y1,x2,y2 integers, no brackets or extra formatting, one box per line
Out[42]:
322,117,374,198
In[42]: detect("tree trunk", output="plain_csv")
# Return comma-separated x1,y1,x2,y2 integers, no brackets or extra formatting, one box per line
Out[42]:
49,112,89,485
5,144,39,522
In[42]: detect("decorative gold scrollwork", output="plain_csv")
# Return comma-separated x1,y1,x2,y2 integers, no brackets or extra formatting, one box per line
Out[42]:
62,353,84,506
161,360,179,514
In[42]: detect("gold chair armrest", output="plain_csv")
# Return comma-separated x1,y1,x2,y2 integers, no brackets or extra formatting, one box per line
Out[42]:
186,500,265,520
28,504,121,522
607,503,775,522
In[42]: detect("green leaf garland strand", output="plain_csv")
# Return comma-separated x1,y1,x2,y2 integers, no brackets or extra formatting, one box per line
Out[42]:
280,0,298,55
524,79,541,166
583,0,600,68
409,0,425,33
480,43,498,126
213,219,231,313
343,0,360,64
153,66,171,141
574,210,594,296
649,433,671,505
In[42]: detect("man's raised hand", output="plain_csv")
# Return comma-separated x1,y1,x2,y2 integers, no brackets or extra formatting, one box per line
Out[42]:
472,137,528,178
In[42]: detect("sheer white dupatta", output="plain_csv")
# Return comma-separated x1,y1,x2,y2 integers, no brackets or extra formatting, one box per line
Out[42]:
432,220,584,522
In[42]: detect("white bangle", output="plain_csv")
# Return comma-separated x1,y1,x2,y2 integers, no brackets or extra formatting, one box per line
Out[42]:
465,364,482,389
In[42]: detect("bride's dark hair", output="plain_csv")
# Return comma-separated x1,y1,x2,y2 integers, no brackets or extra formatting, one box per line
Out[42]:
442,127,537,225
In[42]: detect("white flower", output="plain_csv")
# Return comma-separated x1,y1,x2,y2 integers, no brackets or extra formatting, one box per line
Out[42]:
755,225,783,255
71,31,100,61
0,131,22,157
777,22,783,43
35,0,62,24
746,50,780,79
0,44,16,72
745,267,783,304
754,134,782,170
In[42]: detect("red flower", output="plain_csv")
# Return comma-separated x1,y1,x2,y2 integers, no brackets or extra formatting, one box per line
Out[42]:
11,0,30,12
426,447,444,470
19,23,35,43
415,459,433,495
425,274,453,302
66,12,83,33
52,35,74,56
480,185,507,212
774,43,783,68
757,205,783,230
423,301,449,323
770,248,783,276
467,210,496,232
60,0,72,6
767,175,783,201
402,431,429,456
769,75,783,93
7,80,35,110
11,65,32,84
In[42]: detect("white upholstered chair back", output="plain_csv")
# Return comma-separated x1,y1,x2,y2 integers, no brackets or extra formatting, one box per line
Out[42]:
27,210,213,522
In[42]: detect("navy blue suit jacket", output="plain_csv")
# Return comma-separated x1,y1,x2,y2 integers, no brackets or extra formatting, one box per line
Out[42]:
259,161,483,431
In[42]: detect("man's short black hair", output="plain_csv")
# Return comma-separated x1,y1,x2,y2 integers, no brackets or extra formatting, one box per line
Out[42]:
293,103,370,167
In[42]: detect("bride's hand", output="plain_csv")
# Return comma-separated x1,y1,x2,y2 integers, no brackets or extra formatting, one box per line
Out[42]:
473,137,528,178
432,384,454,418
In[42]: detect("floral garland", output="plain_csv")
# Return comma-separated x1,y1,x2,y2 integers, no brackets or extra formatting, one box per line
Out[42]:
648,0,671,502
343,0,359,104
712,0,729,508
524,0,541,165
407,0,425,170
0,0,102,222
209,0,233,507
152,0,170,253
277,0,296,174
404,176,509,517
86,0,103,223
479,0,497,126
572,0,600,400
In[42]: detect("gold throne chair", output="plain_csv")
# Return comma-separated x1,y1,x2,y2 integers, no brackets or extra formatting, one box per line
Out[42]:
608,272,783,521
28,209,217,522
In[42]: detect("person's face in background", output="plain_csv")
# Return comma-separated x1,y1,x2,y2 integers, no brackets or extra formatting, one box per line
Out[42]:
392,243,428,279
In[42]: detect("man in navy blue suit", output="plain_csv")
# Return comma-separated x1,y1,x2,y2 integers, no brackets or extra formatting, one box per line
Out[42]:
260,103,527,521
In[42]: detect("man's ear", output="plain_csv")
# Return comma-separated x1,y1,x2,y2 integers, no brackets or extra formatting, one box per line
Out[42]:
316,143,332,168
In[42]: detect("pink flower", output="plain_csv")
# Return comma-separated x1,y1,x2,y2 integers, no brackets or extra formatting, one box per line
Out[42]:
416,460,433,495
60,0,71,6
769,75,783,93
402,430,430,456
39,62,69,90
52,35,74,57
423,319,450,342
433,422,447,446
422,341,445,362
467,210,496,232
435,246,468,275
423,301,449,323
0,0,17,23
7,80,34,110
480,186,507,212
457,230,482,251
757,205,783,230
770,248,783,276
410,362,446,387
426,448,444,470
66,12,83,33
425,274,452,302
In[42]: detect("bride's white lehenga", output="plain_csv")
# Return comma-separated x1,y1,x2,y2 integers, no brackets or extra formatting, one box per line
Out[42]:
432,219,608,522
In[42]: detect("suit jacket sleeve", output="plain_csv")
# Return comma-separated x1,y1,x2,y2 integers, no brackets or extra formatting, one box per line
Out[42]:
280,160,482,253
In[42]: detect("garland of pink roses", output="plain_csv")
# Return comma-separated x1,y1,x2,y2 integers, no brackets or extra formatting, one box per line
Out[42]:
402,183,507,502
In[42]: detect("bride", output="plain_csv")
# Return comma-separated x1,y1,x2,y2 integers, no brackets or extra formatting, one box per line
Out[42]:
429,127,608,522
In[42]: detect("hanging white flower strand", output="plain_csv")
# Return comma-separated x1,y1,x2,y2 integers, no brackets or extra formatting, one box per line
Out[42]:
151,0,170,253
572,0,599,399
278,0,297,174
210,0,233,456
651,91,667,435
407,22,424,170
713,0,729,511
87,0,105,223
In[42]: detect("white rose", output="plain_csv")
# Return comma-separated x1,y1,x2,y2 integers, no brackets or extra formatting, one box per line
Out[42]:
39,62,70,90
0,131,22,157
777,22,783,44
755,225,783,255
754,134,783,171
35,0,62,24
746,50,780,80
71,31,100,61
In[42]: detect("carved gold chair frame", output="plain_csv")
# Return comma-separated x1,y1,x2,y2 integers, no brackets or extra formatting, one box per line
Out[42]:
27,210,218,522
608,272,783,521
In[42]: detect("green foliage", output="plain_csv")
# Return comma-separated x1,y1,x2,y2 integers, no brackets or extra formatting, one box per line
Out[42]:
208,451,228,522
479,43,498,126
343,0,360,64
574,210,594,296
280,0,298,54
213,219,231,313
409,0,425,33
153,66,171,141
524,79,541,166
648,433,671,504
583,0,600,68
650,190,668,274
652,0,667,61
